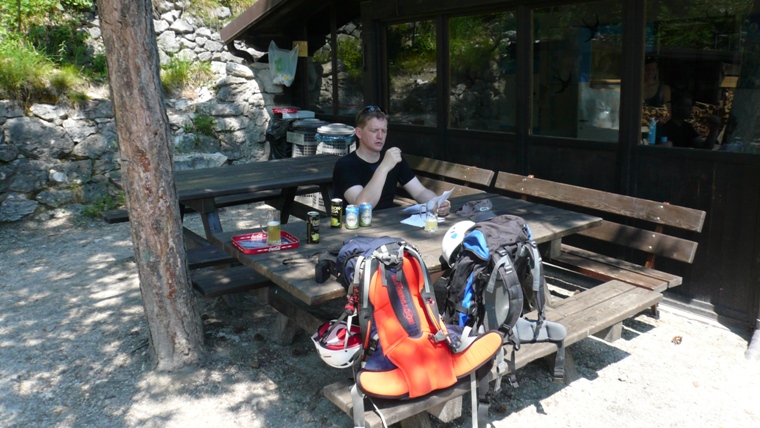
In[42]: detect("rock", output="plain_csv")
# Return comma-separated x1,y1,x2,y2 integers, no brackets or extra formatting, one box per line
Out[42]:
174,153,228,170
30,104,66,122
5,117,74,160
62,119,98,143
0,193,39,222
155,1,174,14
160,10,180,23
36,189,74,208
0,100,24,121
72,133,118,159
215,7,231,19
157,31,180,54
226,62,254,79
208,102,245,117
196,27,212,38
153,19,170,34
170,19,194,34
204,40,224,53
0,144,19,162
175,48,197,61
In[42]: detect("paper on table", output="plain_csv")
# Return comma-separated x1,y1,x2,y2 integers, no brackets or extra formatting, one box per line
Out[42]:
400,188,454,214
401,214,446,227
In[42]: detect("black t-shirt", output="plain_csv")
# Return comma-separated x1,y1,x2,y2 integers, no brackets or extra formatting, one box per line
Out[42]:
657,121,702,148
332,150,416,210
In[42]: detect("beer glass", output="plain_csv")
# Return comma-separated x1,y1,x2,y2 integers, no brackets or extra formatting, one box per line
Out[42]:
260,209,281,245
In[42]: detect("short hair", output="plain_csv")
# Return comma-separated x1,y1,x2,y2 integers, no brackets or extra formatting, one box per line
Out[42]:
355,106,387,127
645,56,658,65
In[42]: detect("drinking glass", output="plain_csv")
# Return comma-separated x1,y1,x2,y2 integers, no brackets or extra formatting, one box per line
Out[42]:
422,201,438,233
260,209,281,245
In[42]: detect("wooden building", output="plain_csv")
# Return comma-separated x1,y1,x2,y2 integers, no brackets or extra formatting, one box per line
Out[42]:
221,0,760,335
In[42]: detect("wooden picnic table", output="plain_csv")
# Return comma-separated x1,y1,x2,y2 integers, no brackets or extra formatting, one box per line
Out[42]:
175,154,338,239
213,193,603,315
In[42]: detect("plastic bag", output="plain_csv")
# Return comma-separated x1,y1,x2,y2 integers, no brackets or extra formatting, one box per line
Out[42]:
269,41,298,87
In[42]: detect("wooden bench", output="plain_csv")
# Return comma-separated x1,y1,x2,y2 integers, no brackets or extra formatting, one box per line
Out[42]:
396,155,495,203
493,172,705,310
100,185,322,224
323,280,662,427
190,265,269,297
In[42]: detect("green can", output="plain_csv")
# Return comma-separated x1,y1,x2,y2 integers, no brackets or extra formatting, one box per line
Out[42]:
330,198,342,228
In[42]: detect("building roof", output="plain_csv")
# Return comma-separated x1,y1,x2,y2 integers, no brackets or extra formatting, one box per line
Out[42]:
220,0,361,53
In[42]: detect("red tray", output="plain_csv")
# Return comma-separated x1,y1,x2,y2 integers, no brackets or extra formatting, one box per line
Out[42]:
232,231,300,255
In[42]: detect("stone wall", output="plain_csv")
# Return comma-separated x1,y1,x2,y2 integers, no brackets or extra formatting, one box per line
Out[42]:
0,1,285,223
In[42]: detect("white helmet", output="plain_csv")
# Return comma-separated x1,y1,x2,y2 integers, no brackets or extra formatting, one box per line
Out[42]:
441,220,476,266
311,317,362,369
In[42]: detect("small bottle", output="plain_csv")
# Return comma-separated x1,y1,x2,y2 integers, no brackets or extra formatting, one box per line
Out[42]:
660,136,668,144
648,118,657,145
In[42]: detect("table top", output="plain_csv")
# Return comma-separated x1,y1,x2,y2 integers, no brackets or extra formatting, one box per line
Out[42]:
174,154,339,202
213,193,602,306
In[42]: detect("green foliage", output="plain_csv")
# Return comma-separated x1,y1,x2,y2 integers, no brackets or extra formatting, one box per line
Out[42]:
337,36,362,79
49,64,81,93
387,21,437,76
187,111,217,137
0,0,93,34
185,0,251,29
83,192,125,218
0,36,54,100
27,21,90,65
161,57,213,95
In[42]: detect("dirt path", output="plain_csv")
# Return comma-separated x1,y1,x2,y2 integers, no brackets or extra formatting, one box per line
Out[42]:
0,207,758,427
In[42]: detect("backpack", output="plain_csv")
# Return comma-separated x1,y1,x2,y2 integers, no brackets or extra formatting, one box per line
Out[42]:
443,214,567,387
317,236,503,428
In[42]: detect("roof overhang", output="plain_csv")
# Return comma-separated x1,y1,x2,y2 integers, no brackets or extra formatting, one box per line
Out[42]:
220,0,362,54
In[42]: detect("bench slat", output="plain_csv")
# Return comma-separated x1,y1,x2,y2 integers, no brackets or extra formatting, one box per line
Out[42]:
416,176,487,198
405,154,494,187
577,220,700,263
324,280,661,427
186,245,237,270
555,245,682,291
191,265,269,297
495,172,705,232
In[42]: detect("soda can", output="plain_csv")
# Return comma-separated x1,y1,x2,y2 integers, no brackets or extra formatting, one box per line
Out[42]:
307,211,320,244
330,198,343,228
345,204,359,229
359,202,372,227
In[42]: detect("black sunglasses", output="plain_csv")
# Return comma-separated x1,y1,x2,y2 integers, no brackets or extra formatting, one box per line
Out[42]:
362,105,387,114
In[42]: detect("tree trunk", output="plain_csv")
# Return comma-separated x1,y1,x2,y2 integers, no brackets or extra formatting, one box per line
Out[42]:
97,0,203,371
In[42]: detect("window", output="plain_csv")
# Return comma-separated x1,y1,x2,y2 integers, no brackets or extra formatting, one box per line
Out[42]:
646,0,758,153
533,1,624,142
312,21,364,115
449,11,517,132
387,20,437,126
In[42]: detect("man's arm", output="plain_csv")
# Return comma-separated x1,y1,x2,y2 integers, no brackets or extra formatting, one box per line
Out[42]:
403,178,451,215
344,148,403,206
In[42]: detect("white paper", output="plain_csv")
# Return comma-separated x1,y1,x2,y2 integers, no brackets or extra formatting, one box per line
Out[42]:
400,188,454,214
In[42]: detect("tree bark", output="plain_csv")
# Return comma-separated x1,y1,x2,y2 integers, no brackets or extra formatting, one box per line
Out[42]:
97,0,203,371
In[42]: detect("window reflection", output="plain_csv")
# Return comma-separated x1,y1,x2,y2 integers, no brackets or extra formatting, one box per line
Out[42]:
312,21,364,115
646,0,758,153
533,1,624,142
387,20,437,126
449,12,517,132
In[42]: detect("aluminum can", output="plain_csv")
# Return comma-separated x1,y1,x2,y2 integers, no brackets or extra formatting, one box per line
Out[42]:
307,211,320,244
345,204,359,229
330,198,343,228
359,202,372,227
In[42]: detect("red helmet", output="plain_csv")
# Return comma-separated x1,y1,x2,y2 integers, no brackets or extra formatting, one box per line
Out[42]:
311,317,362,369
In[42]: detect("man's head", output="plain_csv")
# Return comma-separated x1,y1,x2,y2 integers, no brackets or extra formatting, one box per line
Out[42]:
355,106,388,153
671,93,694,120
355,105,387,128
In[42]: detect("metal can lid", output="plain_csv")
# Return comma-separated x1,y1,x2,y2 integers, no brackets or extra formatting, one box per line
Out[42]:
317,123,355,136
331,198,343,204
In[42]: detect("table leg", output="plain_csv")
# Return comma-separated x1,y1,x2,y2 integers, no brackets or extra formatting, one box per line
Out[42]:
279,187,297,224
319,183,332,212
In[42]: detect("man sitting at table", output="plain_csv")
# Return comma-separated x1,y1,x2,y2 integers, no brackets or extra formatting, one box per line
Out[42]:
332,105,451,214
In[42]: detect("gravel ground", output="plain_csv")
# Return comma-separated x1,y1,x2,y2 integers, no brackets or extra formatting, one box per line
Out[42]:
1,205,758,428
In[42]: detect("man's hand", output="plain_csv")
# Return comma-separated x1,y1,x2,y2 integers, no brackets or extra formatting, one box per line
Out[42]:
438,199,451,216
380,147,403,172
